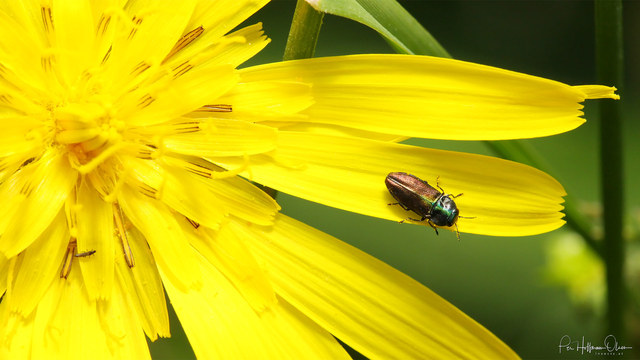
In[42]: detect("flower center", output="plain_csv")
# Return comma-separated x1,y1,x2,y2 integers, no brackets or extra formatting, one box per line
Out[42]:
53,101,125,172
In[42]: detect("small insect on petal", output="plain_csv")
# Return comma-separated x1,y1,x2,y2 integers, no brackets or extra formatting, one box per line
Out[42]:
385,172,465,240
75,250,97,257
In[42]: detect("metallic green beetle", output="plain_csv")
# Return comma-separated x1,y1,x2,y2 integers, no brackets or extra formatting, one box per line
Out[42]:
385,172,465,240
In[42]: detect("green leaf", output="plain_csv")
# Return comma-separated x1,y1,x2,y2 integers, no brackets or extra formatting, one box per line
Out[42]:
306,0,449,56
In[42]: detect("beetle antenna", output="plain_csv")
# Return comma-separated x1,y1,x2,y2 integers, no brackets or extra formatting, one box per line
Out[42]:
435,176,445,193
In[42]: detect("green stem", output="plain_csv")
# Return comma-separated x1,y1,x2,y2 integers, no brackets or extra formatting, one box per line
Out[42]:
260,0,324,200
260,1,323,200
595,0,625,339
284,0,324,61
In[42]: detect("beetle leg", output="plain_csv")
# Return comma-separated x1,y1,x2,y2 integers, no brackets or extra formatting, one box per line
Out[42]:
399,216,424,223
454,223,461,241
388,202,411,211
426,220,440,235
436,176,463,199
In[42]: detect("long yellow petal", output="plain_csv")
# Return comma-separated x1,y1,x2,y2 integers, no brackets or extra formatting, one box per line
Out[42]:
103,0,198,80
1,266,150,360
125,158,227,229
239,54,618,140
212,132,565,236
159,118,277,156
161,155,280,225
51,0,96,86
76,182,115,301
5,212,67,317
243,214,519,359
115,225,170,340
186,218,278,313
187,0,269,50
162,247,351,360
0,115,44,157
212,81,314,119
118,186,201,291
164,22,270,70
104,272,155,360
120,65,238,127
0,150,76,257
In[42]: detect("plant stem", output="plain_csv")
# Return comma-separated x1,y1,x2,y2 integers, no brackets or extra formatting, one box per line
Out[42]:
260,1,324,200
284,0,324,61
595,0,625,339
258,0,324,199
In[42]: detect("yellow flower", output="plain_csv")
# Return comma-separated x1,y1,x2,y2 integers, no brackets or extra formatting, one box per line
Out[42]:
0,1,617,359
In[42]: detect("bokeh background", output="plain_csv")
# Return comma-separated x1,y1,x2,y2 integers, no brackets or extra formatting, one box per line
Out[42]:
149,1,639,358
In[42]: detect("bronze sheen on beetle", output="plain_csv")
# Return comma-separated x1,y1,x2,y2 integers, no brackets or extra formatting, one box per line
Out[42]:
385,172,464,240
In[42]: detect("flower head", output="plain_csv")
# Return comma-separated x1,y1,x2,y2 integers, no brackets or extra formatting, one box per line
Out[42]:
0,1,617,359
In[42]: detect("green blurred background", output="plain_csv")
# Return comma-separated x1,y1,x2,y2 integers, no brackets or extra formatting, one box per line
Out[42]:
149,1,639,358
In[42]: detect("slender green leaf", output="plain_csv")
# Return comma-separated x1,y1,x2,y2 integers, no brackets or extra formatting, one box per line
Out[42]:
306,0,449,57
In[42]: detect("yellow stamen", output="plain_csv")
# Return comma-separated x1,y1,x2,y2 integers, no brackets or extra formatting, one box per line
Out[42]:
71,142,130,174
162,26,205,64
40,6,54,33
113,202,134,267
60,240,76,279
186,218,200,229
196,104,233,112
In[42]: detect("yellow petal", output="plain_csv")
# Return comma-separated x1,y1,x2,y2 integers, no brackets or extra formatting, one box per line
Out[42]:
5,212,67,316
0,295,37,359
239,54,618,140
102,272,155,360
31,274,110,360
212,80,314,119
105,0,197,77
52,0,96,86
0,115,44,157
126,158,227,229
243,214,519,359
203,174,281,225
121,65,239,127
115,225,170,340
118,185,201,291
573,85,620,99
0,150,76,257
186,218,277,313
161,155,280,225
76,182,115,301
164,22,270,70
212,132,565,236
160,118,277,156
162,249,350,359
187,0,269,44
0,8,50,98
1,266,150,360
0,252,7,295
